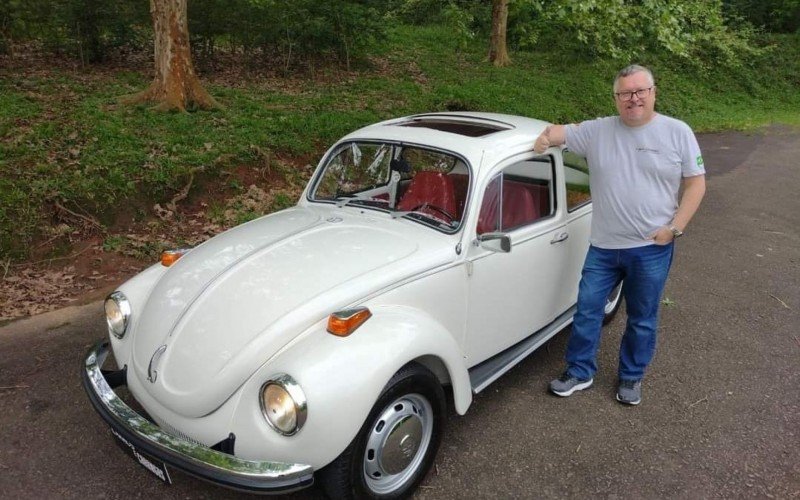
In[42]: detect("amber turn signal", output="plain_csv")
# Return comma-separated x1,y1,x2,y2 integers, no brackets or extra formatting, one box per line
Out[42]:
160,249,189,267
327,307,372,337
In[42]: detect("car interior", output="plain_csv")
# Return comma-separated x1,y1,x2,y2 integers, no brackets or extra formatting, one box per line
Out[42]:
314,144,554,233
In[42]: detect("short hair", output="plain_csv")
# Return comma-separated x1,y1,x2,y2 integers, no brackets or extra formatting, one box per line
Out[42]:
614,65,655,91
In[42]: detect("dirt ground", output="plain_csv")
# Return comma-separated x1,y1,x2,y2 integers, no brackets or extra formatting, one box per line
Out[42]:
0,126,798,499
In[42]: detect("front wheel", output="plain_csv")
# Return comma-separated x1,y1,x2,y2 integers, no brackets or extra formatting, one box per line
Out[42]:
318,363,446,499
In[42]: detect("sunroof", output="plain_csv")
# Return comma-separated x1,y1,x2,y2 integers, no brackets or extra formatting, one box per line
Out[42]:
395,118,510,137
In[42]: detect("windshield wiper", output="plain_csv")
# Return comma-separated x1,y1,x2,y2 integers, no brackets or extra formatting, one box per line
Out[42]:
335,195,390,210
335,195,357,208
391,210,454,228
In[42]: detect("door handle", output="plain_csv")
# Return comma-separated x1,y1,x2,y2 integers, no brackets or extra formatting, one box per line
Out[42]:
550,231,569,244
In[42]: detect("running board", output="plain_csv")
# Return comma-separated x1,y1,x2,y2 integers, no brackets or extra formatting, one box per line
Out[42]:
468,306,576,394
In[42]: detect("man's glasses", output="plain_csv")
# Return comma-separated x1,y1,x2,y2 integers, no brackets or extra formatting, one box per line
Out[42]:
614,87,654,101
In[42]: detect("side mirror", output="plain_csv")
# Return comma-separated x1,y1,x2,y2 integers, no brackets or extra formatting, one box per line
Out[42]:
477,232,511,253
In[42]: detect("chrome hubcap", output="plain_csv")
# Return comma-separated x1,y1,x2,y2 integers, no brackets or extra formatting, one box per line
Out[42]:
605,283,622,314
363,393,433,494
380,415,422,473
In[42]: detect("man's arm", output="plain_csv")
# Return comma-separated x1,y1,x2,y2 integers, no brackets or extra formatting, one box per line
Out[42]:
533,125,566,153
672,174,706,231
651,174,706,244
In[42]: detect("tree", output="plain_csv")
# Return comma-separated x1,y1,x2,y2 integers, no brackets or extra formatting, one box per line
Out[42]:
124,0,218,111
488,0,510,67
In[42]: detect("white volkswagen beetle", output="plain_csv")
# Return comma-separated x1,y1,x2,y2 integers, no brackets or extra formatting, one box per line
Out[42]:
83,112,621,498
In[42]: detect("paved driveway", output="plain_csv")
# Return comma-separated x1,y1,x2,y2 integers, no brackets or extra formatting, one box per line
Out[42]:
1,126,798,499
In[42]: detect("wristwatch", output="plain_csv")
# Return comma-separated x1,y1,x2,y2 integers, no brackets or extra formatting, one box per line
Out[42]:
669,225,684,239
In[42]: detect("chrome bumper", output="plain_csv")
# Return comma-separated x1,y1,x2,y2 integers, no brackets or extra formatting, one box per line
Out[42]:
81,340,314,494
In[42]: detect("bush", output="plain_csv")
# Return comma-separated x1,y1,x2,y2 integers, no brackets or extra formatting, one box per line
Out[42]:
2,0,148,62
391,0,490,39
189,0,389,68
518,0,763,68
724,0,800,33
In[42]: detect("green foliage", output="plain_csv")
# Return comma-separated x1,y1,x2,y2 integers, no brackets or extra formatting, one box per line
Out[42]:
390,0,490,42
724,0,800,33
102,234,126,252
527,0,763,68
4,0,148,62
2,0,782,71
1,24,800,260
441,2,477,52
189,0,389,68
392,0,764,68
391,0,458,25
3,0,388,67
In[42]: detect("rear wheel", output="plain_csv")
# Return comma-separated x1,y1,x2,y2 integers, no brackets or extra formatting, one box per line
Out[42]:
319,363,445,499
602,281,623,325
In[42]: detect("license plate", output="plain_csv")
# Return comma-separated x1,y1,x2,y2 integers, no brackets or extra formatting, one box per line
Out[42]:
111,428,172,484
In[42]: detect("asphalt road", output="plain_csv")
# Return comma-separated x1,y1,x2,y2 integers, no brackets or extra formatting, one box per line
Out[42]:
1,126,798,499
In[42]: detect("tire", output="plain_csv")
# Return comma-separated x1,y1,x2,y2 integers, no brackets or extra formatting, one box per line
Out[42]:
318,363,446,500
602,281,623,325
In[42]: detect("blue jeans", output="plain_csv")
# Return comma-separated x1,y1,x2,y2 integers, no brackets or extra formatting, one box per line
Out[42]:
566,243,674,381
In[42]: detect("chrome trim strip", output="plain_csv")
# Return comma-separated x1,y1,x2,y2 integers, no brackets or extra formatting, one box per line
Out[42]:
82,340,314,493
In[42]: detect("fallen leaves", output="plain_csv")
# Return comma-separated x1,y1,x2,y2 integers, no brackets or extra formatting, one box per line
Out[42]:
0,266,91,321
2,170,306,322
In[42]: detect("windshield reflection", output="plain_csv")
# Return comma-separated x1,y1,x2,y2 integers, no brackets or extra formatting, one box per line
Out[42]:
311,142,469,232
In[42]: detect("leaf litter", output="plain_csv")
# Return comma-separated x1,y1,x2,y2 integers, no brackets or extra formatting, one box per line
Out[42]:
1,170,307,323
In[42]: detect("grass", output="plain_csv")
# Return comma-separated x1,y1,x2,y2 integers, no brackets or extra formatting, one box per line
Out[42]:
1,26,799,260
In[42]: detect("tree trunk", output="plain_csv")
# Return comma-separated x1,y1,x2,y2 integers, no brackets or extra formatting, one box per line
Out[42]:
488,0,511,67
123,0,219,111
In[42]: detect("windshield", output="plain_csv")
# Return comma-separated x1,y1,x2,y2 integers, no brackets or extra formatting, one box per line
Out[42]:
310,141,470,232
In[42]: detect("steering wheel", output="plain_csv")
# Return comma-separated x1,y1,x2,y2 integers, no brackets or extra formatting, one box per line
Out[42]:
410,203,455,222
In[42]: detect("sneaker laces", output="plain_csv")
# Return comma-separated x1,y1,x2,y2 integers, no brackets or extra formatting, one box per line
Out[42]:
619,379,639,389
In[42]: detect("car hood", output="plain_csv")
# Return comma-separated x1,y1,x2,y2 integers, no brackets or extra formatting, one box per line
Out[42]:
130,206,455,417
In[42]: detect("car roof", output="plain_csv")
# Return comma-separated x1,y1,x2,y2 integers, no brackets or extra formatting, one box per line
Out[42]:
338,112,552,170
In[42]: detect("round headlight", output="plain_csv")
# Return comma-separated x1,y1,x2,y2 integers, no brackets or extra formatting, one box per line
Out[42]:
260,375,307,436
104,291,131,339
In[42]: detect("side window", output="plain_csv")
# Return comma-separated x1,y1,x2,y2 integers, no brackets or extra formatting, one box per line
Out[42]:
564,150,591,211
476,157,554,235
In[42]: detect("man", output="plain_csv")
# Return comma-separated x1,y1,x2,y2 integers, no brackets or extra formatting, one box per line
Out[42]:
533,64,706,405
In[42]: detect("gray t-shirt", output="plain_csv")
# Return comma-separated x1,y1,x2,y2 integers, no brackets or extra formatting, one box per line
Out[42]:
566,114,705,249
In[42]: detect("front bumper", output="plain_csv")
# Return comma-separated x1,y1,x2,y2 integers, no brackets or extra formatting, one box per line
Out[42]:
81,340,314,494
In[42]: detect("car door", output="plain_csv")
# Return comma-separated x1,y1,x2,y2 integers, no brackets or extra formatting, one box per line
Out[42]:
464,154,570,366
558,150,592,312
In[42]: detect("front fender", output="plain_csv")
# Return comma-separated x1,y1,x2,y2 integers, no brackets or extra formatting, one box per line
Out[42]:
108,263,167,368
230,305,471,469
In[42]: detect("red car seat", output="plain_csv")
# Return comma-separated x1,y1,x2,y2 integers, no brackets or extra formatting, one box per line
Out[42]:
477,180,539,234
397,172,458,221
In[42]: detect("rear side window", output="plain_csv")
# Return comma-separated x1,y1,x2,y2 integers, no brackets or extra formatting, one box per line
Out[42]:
564,151,591,211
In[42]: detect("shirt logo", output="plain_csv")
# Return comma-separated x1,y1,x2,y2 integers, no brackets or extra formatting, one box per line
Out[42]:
696,155,704,167
636,147,660,154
